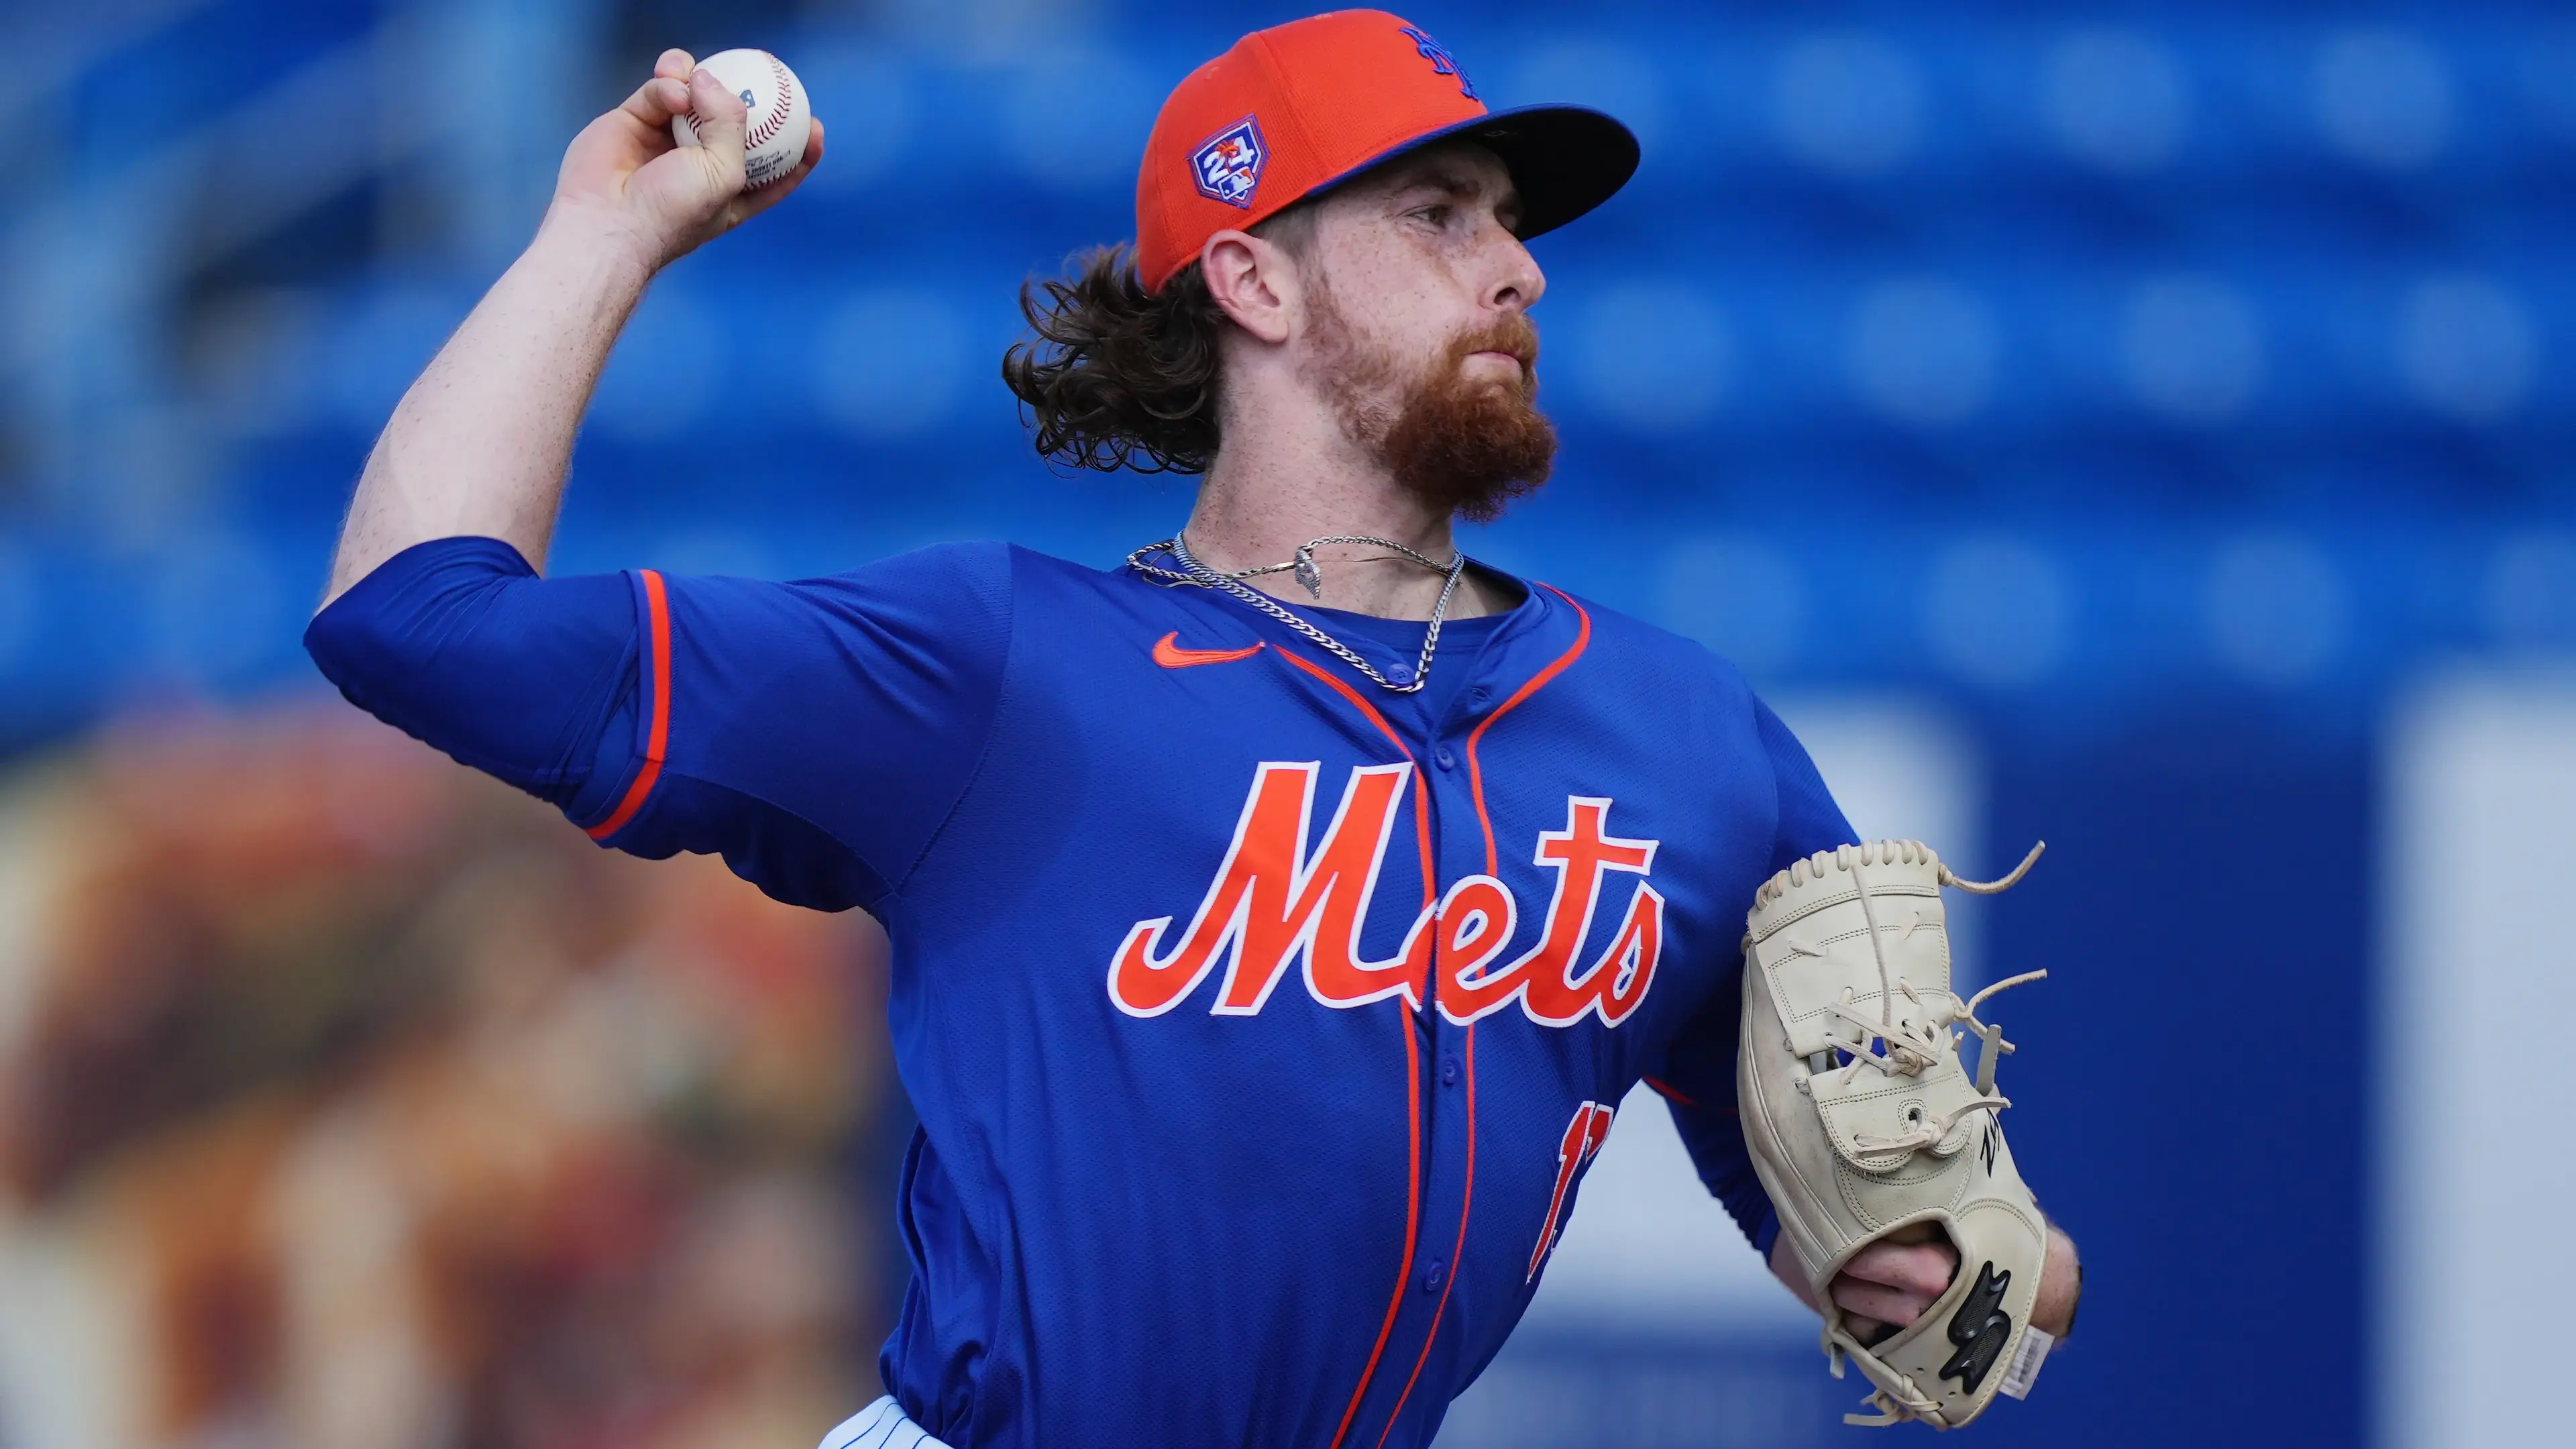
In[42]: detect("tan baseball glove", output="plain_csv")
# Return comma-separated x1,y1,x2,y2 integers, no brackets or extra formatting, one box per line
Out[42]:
1737,840,2054,1428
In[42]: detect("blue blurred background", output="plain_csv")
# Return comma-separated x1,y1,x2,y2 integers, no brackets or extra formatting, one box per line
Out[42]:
1,1,2571,1446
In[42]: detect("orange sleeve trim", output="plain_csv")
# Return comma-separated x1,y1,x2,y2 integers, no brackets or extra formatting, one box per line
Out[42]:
586,569,673,841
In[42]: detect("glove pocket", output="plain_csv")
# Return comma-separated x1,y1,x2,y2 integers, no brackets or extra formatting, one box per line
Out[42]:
1838,1200,2048,1428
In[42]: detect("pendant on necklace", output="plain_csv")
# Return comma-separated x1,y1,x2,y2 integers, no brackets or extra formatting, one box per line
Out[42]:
1293,551,1324,599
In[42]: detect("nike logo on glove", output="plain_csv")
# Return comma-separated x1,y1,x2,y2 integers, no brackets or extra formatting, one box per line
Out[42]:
1152,633,1266,669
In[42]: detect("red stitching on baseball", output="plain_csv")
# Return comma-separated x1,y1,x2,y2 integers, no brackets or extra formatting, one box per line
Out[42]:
744,52,794,148
681,54,794,158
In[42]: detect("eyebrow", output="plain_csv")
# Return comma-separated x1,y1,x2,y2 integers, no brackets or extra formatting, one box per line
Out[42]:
1387,166,1526,226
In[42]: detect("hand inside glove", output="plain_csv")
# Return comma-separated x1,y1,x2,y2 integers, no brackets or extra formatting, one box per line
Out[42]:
1769,1220,2083,1344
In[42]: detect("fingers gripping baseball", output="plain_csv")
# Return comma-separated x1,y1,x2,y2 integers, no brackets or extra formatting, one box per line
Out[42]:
677,66,753,188
547,50,822,271
706,104,824,236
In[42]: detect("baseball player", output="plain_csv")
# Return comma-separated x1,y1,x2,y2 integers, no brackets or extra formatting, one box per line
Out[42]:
307,11,2080,1446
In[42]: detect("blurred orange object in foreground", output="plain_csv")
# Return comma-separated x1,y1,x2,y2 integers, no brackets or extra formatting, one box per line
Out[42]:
0,704,891,1449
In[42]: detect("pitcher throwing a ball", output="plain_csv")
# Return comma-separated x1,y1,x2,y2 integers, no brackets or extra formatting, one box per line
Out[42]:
307,15,2080,1446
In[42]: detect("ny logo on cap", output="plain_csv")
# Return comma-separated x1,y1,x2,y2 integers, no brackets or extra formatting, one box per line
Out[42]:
1398,25,1477,100
1190,115,1268,209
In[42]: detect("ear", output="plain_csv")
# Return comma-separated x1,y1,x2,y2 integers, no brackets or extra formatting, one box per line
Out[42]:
1200,229,1299,345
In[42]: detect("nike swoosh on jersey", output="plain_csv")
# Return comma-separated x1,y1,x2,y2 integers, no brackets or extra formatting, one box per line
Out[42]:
1152,633,1267,668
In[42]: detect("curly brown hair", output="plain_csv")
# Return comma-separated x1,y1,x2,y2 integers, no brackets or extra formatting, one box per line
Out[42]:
1002,207,1316,475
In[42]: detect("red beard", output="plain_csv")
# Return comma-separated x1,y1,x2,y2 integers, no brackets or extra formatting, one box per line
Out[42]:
1310,307,1558,525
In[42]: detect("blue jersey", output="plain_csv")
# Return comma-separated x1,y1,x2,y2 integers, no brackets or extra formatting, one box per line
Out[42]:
307,537,1854,1448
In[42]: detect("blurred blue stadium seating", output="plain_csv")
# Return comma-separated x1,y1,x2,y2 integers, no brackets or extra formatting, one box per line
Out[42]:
10,5,2567,1446
2,0,2570,752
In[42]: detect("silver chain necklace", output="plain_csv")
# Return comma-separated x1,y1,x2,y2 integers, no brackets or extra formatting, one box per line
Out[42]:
1126,535,1468,695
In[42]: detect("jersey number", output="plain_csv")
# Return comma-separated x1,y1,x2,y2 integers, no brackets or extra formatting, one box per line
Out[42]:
1527,1100,1614,1282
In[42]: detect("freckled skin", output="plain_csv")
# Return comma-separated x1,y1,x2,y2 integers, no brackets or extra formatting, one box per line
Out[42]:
1186,140,1546,622
1300,144,1541,408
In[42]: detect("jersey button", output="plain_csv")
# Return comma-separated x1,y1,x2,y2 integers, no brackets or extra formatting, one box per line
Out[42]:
1440,1055,1460,1086
1422,1258,1446,1292
1434,747,1456,770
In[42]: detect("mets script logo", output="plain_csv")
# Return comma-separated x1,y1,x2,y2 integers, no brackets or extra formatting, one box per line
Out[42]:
1191,115,1268,208
1398,25,1477,99
1108,762,1664,1026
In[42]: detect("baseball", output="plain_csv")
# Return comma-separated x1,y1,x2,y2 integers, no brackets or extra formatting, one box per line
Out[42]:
671,48,812,190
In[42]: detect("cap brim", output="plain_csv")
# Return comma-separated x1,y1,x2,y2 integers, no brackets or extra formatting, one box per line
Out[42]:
1309,104,1641,241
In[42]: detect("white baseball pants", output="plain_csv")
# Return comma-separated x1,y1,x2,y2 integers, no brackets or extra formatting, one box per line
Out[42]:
816,1396,956,1449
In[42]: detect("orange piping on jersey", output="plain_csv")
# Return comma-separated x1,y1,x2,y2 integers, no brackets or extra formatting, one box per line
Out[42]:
1367,586,1591,1439
1273,647,1437,920
587,569,673,841
1642,1074,1699,1108
1276,645,1402,751
1329,972,1424,1449
1373,1022,1477,1449
1271,649,1443,960
1280,643,1434,1449
1464,585,1591,874
1405,758,1436,1004
1152,631,1267,668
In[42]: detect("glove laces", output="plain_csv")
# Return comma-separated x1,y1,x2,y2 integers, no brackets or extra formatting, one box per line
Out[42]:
1819,842,2049,1154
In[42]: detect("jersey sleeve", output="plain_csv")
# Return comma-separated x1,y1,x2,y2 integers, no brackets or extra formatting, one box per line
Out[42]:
1648,692,1858,1256
305,535,1014,914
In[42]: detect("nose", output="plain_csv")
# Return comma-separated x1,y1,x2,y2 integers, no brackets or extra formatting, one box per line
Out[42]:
1487,229,1546,315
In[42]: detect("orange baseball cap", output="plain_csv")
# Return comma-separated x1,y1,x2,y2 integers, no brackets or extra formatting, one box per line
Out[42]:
1134,10,1640,293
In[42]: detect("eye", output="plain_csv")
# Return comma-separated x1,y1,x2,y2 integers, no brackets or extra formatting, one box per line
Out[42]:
1413,203,1452,227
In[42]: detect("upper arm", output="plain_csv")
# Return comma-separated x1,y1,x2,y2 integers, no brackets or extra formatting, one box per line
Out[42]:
304,535,636,804
1754,695,1856,873
595,545,1015,906
1648,685,1860,1248
307,537,1016,913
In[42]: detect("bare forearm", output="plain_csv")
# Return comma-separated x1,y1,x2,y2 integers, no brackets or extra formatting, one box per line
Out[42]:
319,43,824,606
323,211,653,603
2029,1223,2080,1337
